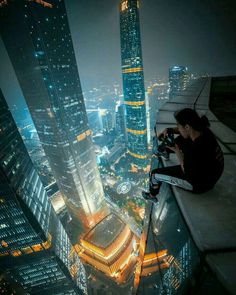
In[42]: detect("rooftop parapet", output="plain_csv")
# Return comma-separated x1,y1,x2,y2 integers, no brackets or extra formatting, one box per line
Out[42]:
154,77,236,294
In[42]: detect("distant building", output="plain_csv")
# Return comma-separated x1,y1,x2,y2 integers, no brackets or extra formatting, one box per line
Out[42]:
87,110,102,134
0,90,86,294
0,0,108,231
100,110,114,134
169,66,189,98
102,143,126,165
120,0,148,169
115,103,127,143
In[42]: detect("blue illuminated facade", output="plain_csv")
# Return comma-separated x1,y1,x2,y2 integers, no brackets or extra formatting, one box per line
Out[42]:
0,89,87,294
0,0,108,231
169,66,189,98
120,0,148,169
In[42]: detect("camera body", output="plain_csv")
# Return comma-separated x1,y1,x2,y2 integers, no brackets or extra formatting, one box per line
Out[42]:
158,129,175,153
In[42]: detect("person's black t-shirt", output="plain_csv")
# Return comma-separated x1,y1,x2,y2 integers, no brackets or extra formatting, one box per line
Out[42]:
183,128,224,193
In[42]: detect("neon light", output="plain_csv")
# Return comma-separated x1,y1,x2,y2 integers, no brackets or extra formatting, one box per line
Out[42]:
126,128,147,135
29,0,53,8
125,101,145,106
122,67,143,74
76,129,91,142
128,151,147,159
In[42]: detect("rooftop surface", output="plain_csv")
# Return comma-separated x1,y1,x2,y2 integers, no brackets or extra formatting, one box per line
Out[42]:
82,213,125,249
155,77,236,295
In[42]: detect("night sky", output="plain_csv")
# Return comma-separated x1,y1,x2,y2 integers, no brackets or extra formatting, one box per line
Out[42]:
1,0,236,108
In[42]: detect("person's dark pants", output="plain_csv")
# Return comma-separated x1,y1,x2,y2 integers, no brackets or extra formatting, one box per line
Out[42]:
150,136,193,196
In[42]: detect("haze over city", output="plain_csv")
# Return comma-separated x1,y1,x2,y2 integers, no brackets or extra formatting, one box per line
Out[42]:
1,0,236,109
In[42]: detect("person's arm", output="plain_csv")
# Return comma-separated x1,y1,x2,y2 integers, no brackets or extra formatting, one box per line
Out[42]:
155,125,179,138
167,144,184,172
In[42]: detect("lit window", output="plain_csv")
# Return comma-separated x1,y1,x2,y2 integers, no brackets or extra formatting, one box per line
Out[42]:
31,244,43,252
11,250,22,257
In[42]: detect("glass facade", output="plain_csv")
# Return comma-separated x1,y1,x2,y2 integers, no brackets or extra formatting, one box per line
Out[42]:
115,103,127,143
0,0,108,231
134,139,200,295
120,0,148,169
169,66,189,99
0,89,87,294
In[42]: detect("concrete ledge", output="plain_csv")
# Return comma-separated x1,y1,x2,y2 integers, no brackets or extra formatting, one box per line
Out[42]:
155,77,236,293
206,253,236,295
173,155,236,252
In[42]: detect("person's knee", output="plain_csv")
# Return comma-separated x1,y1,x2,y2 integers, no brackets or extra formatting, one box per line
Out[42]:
151,168,161,176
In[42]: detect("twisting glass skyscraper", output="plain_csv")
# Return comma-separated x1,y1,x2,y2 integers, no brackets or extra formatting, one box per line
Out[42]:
0,89,87,294
0,0,108,231
120,0,148,169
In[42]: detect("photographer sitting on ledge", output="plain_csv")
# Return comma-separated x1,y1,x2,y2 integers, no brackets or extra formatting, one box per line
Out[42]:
142,108,224,203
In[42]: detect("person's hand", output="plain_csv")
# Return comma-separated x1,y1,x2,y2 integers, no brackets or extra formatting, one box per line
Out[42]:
167,144,184,171
157,127,169,139
166,143,179,153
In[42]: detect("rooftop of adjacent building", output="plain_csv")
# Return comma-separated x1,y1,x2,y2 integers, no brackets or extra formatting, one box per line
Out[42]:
153,76,236,295
81,213,126,249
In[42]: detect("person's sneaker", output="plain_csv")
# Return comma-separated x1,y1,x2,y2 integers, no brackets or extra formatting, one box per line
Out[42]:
142,191,158,203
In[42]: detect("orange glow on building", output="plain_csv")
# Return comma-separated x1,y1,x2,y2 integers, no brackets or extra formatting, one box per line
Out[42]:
129,164,139,173
21,247,33,254
128,150,147,159
42,233,52,250
142,249,167,265
10,250,22,257
125,100,145,106
76,129,92,142
79,214,138,281
122,67,143,74
1,240,8,248
126,128,147,135
80,225,131,260
0,233,52,257
70,264,78,278
28,0,53,8
120,0,128,12
31,244,43,252
141,250,170,277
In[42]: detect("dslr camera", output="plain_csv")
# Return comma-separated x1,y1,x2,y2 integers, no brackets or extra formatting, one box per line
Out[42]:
157,128,175,153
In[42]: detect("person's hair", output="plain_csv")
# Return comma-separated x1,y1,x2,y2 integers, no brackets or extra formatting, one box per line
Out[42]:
174,108,210,132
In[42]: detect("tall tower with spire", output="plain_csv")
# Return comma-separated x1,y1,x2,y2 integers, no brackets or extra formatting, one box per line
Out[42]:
120,0,148,170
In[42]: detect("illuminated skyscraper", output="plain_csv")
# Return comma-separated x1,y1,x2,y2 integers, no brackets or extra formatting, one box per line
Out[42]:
169,66,189,98
0,89,87,294
79,214,138,281
100,110,113,134
115,103,127,143
0,0,108,231
120,0,148,169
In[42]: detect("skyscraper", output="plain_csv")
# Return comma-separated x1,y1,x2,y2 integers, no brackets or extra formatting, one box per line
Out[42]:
169,66,189,99
115,103,127,143
100,110,114,134
0,0,108,232
79,213,138,281
120,0,148,169
0,89,87,294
